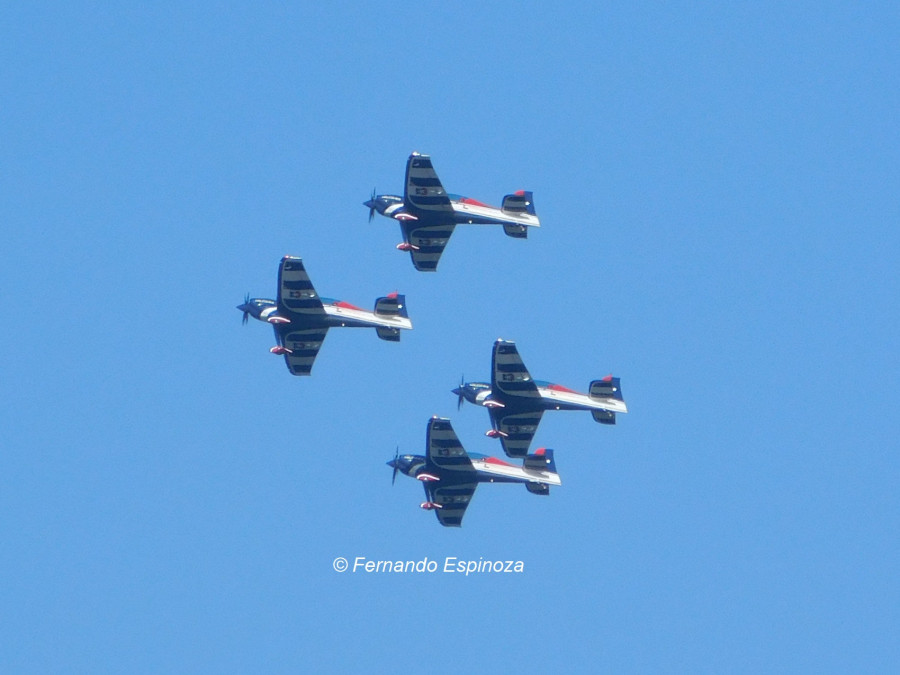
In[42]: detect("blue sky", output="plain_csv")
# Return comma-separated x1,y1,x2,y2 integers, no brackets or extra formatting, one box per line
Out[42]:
2,2,898,672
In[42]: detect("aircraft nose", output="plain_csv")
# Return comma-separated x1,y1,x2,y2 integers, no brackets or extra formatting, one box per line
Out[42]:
386,459,396,468
451,387,462,396
363,199,375,209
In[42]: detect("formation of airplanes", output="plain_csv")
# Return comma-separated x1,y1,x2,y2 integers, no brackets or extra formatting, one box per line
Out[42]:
238,153,629,526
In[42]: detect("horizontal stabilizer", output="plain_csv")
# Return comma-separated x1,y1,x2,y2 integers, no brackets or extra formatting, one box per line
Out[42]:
503,223,529,239
592,409,616,425
374,293,408,318
590,377,625,402
524,449,559,494
376,326,401,342
589,377,627,419
501,190,536,216
523,448,557,473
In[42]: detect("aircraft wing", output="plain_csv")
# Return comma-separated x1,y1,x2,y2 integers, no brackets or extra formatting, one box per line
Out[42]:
273,326,329,376
425,417,475,471
404,153,453,215
489,409,544,458
423,480,477,528
424,417,476,526
492,339,540,399
276,256,325,315
402,222,457,272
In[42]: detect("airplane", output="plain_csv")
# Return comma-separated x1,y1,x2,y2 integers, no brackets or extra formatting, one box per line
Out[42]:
452,339,628,457
363,152,540,271
388,416,561,527
237,255,412,376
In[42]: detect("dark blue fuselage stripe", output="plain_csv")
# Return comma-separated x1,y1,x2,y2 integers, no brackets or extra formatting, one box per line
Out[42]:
504,417,542,426
412,229,454,239
438,487,475,496
285,332,327,342
411,196,451,206
501,381,538,391
284,299,323,310
433,458,472,468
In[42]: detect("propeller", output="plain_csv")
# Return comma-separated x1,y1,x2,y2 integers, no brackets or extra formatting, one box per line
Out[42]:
367,188,377,222
456,375,466,410
391,446,400,485
241,293,250,325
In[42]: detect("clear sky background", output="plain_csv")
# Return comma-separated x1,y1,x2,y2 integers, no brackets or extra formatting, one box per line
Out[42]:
2,2,898,672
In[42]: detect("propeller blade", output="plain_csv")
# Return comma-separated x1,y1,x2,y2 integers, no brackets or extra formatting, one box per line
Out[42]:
242,292,250,325
457,375,465,410
392,447,399,485
368,188,376,223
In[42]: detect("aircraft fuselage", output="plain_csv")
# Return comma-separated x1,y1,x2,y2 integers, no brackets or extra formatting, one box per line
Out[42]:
366,194,537,229
388,454,560,487
237,297,411,331
453,382,626,414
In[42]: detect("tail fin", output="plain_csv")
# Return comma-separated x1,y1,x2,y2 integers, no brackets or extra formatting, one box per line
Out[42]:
501,190,536,216
374,293,408,318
